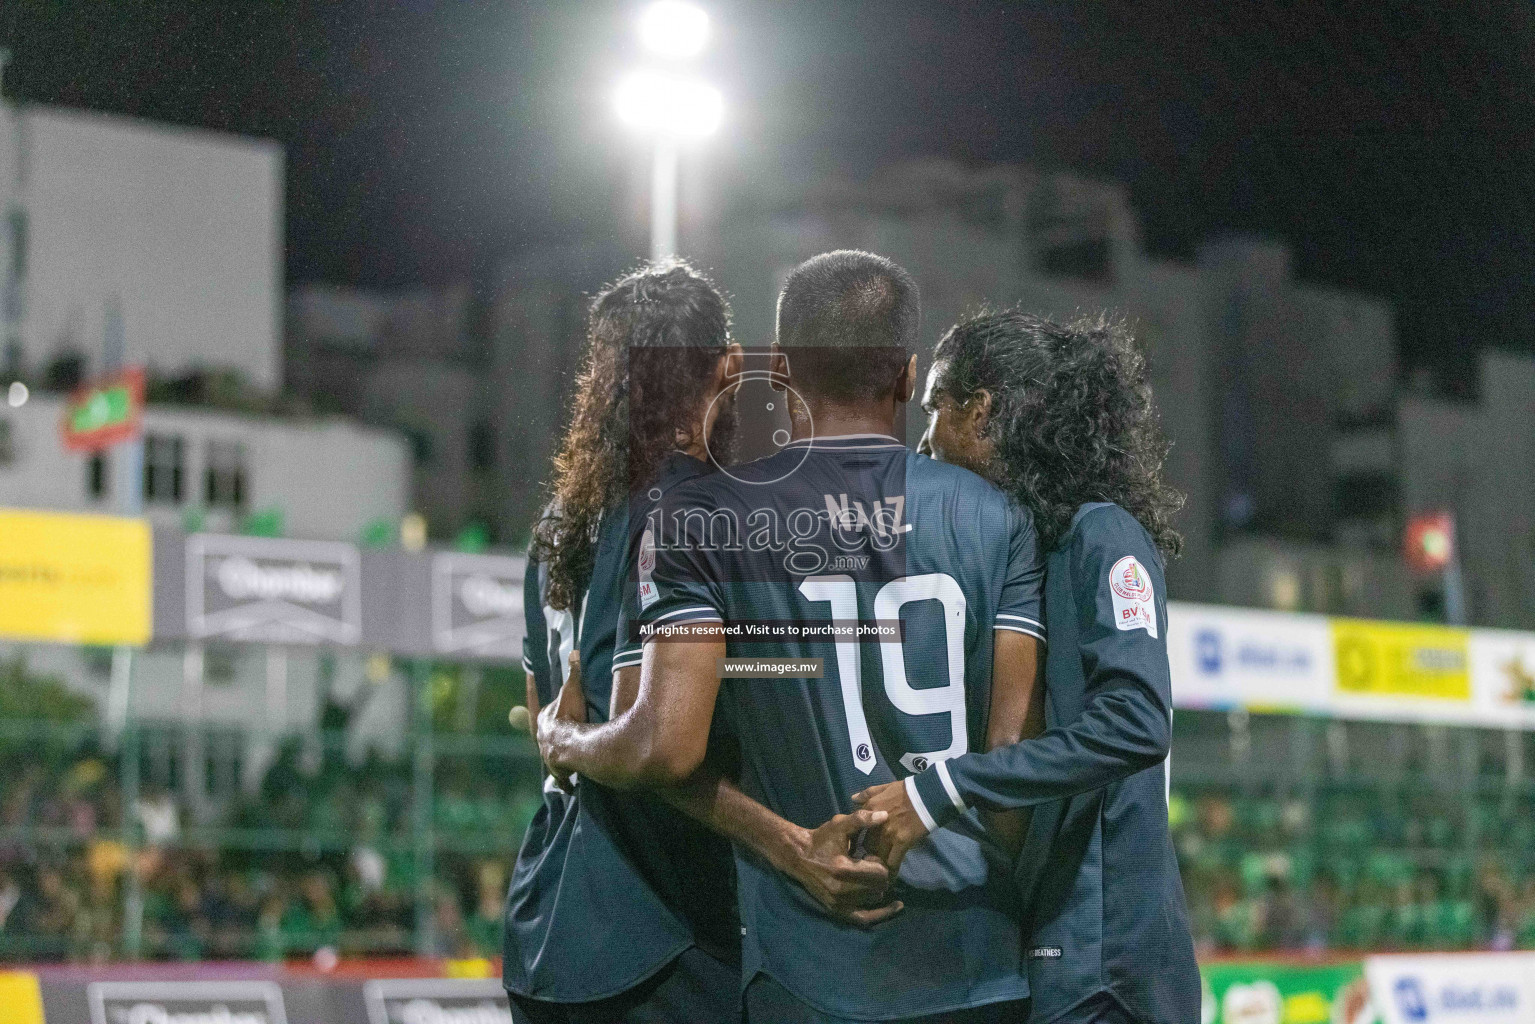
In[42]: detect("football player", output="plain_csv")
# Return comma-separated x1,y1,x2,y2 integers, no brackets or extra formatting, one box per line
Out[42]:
507,261,895,1024
855,310,1200,1024
538,251,1048,1023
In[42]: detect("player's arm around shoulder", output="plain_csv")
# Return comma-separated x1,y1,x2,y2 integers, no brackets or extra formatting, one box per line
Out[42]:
851,627,1045,872
857,504,1174,857
1069,503,1173,764
539,624,725,789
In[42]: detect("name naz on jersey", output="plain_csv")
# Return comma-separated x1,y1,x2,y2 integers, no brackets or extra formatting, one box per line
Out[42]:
640,492,911,577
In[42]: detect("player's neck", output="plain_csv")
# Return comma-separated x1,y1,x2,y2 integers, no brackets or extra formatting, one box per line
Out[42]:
788,397,902,443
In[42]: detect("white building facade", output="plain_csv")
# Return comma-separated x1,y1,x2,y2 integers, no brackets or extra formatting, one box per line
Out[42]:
0,394,410,542
1,101,283,390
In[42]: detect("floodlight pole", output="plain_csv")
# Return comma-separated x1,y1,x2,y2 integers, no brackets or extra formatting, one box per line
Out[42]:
102,293,150,957
650,138,679,261
1443,532,1467,626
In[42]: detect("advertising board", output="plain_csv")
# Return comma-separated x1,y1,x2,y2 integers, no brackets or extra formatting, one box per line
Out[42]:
1366,953,1535,1024
0,509,151,645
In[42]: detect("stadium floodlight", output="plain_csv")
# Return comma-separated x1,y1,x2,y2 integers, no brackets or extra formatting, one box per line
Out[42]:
614,69,723,140
614,68,723,260
638,1,711,59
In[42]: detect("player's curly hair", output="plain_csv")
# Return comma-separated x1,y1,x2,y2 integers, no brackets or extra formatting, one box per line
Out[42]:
531,261,732,611
931,309,1183,557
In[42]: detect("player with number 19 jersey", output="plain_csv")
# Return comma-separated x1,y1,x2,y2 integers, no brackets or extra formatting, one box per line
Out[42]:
616,433,1045,1021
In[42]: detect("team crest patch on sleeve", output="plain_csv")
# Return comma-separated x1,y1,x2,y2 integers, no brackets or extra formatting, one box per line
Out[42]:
1109,555,1157,637
637,527,659,610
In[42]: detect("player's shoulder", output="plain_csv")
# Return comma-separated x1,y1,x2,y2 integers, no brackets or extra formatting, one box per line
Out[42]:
906,450,1030,536
660,466,730,509
905,449,1009,507
639,455,718,506
1067,503,1161,566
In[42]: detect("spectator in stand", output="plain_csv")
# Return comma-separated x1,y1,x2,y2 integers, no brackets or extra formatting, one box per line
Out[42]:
466,860,504,957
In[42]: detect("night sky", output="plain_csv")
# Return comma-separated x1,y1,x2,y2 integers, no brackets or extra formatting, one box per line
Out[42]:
4,0,1534,393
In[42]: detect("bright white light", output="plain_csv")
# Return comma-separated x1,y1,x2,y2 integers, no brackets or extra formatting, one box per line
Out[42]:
6,381,26,407
615,70,723,138
638,1,710,59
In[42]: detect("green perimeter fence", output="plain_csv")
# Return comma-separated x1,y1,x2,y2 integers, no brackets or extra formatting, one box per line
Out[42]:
2,659,1535,963
0,654,543,963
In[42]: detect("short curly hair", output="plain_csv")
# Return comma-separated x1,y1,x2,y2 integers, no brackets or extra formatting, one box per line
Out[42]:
931,309,1183,556
531,261,731,611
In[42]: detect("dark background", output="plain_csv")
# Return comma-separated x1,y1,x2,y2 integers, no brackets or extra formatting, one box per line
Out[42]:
4,0,1533,394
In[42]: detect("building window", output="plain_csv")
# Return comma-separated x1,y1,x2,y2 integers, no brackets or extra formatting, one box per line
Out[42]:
1334,471,1397,520
6,207,26,284
402,425,433,467
144,433,185,504
88,452,109,499
205,439,247,510
468,419,496,471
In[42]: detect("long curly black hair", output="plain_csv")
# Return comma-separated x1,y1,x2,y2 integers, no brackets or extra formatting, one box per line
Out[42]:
530,261,732,611
931,309,1184,556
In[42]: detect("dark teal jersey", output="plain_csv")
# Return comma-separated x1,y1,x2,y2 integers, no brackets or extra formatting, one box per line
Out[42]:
908,503,1199,1024
618,434,1044,1021
503,456,738,1002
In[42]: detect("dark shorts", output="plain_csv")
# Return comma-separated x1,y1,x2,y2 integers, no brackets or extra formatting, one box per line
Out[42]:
509,945,740,1024
743,971,1028,1024
1056,993,1136,1024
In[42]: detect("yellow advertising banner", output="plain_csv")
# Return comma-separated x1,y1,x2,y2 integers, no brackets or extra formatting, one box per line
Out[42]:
0,972,44,1024
1333,618,1470,702
0,508,152,645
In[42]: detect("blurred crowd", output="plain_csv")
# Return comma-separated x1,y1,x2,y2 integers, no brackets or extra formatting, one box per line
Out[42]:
0,734,541,962
1174,788,1535,953
5,686,1535,962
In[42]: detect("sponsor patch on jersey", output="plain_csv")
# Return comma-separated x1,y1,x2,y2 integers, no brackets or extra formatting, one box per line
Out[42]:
1028,946,1064,959
637,527,659,610
1109,554,1156,637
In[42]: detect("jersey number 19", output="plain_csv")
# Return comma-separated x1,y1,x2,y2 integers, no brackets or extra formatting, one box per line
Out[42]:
798,573,968,777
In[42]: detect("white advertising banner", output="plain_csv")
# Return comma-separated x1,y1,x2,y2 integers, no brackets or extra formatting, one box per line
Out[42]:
1168,602,1333,713
1366,952,1535,1024
1468,629,1535,731
1169,602,1535,731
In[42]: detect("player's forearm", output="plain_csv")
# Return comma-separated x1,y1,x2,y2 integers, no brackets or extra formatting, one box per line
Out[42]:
657,774,806,874
911,681,1169,829
542,712,687,790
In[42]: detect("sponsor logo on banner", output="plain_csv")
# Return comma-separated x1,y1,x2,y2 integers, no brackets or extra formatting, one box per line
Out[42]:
88,980,287,1024
363,979,513,1024
1109,555,1157,637
1199,961,1373,1024
0,508,152,645
1220,979,1282,1024
1503,654,1535,706
431,553,526,658
187,535,360,645
1333,620,1470,702
1468,631,1535,728
1167,604,1332,713
1366,952,1535,1024
1194,628,1316,679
